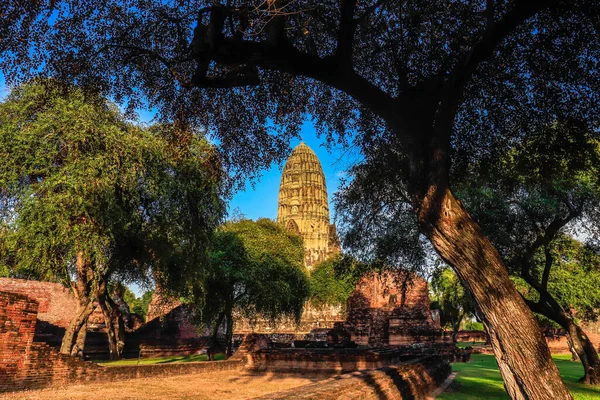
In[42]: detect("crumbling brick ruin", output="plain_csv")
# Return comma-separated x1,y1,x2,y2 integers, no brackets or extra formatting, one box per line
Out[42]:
0,291,103,392
332,270,445,347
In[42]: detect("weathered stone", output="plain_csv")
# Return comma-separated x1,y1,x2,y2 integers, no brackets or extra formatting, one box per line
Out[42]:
335,270,446,347
277,142,340,269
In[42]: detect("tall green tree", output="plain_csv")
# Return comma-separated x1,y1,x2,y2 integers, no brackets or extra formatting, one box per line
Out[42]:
0,80,225,359
5,2,600,397
202,218,310,358
309,254,358,311
456,120,600,384
430,267,474,343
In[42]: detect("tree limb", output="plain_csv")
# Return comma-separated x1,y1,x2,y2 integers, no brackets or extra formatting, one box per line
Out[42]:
451,1,558,90
336,0,358,68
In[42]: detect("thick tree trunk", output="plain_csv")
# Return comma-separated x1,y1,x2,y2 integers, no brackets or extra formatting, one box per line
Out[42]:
106,290,126,360
60,251,95,356
225,310,234,358
60,300,95,355
208,311,225,361
568,323,600,384
567,335,580,362
451,314,463,344
70,316,89,358
97,282,126,361
418,188,572,400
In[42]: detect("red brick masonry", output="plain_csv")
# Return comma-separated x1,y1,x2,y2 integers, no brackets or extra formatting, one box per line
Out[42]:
255,356,451,400
0,278,77,328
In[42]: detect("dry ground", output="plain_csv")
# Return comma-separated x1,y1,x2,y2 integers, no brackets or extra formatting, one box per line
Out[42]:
1,371,320,400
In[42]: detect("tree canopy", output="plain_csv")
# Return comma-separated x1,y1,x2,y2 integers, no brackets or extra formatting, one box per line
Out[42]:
0,80,226,358
309,254,358,310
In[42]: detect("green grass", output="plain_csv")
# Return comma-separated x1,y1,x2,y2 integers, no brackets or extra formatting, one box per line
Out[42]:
439,354,600,400
455,341,487,349
96,353,226,367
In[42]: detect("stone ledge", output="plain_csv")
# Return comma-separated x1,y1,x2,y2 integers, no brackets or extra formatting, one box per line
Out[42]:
253,355,452,400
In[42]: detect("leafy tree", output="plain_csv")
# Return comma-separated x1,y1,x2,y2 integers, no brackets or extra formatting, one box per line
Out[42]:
5,2,600,397
123,288,155,320
0,80,225,359
430,267,474,343
309,254,358,311
456,120,600,384
202,218,310,359
464,320,485,332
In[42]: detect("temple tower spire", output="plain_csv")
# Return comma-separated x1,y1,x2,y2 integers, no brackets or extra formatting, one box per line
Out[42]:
277,142,339,269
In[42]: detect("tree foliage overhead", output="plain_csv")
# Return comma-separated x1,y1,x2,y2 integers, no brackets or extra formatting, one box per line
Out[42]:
456,119,600,267
3,1,599,184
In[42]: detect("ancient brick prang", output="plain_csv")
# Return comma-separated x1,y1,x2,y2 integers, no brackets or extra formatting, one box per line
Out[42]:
277,142,340,269
335,270,446,347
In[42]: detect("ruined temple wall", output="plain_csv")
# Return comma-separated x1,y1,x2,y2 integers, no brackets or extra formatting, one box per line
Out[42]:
0,291,103,392
0,278,77,328
0,291,244,393
342,271,444,347
235,303,345,334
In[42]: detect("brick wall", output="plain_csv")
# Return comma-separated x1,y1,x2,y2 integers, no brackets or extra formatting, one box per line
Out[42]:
254,356,451,400
0,278,77,328
0,291,104,392
545,330,600,353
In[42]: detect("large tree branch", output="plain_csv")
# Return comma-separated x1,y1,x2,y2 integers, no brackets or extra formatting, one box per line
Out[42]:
541,245,553,293
449,0,559,93
189,30,405,129
336,0,358,68
521,208,581,271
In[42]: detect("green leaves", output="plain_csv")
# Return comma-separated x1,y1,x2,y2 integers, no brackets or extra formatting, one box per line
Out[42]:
201,218,310,326
309,254,357,310
0,80,225,300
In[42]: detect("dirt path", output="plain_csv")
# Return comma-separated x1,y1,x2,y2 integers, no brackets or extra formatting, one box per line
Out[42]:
1,371,319,400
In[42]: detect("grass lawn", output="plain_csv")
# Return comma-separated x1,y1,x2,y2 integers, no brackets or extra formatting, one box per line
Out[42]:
455,341,487,349
96,353,226,367
439,354,600,400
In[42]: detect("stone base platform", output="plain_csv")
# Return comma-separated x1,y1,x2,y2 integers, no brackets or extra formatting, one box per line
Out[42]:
245,344,470,376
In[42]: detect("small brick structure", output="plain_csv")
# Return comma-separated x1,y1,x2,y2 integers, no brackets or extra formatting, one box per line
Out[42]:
335,271,446,347
0,291,103,392
456,330,489,343
254,355,452,400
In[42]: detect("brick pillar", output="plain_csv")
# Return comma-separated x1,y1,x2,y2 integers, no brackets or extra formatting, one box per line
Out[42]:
0,291,39,391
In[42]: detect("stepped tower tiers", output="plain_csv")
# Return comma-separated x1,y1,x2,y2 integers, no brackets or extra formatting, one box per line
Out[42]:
277,142,340,269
